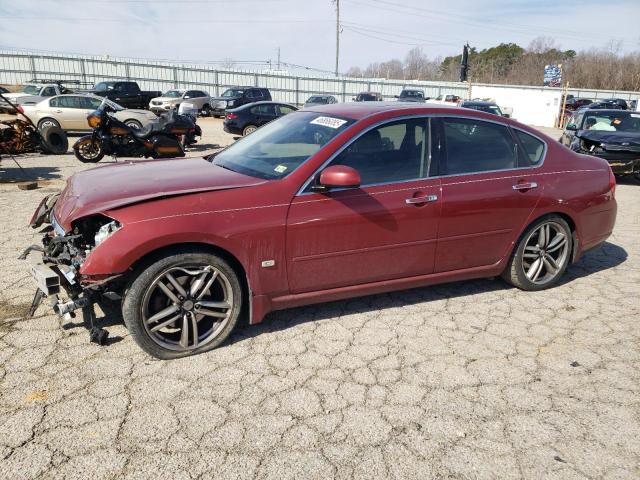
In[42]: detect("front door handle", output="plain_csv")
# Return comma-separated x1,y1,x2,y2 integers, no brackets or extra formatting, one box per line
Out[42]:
406,194,438,204
512,182,538,191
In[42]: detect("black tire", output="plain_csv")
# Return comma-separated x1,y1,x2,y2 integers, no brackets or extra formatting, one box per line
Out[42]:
242,124,258,136
502,215,572,291
122,248,242,359
74,140,104,163
201,105,211,117
124,119,142,130
37,118,60,130
40,126,68,155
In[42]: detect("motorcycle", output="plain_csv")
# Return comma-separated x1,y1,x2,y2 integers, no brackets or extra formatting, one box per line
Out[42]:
73,98,199,163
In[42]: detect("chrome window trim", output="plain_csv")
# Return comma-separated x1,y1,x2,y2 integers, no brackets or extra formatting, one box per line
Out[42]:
296,113,548,196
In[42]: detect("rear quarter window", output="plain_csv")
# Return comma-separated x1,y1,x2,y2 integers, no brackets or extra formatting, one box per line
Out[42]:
514,130,545,166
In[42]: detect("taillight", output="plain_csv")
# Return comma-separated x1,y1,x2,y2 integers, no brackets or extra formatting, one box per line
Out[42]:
608,167,616,198
226,113,237,120
17,105,24,114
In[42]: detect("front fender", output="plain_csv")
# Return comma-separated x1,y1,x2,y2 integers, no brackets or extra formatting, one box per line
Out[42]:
72,134,94,151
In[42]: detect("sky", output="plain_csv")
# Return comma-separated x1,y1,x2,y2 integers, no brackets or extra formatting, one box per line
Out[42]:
0,0,638,75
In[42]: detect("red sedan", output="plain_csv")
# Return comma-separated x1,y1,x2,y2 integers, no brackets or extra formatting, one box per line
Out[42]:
27,103,617,358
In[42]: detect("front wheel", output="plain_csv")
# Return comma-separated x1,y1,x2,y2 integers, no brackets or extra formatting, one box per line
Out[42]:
201,105,212,117
122,249,242,359
74,140,104,163
502,216,572,291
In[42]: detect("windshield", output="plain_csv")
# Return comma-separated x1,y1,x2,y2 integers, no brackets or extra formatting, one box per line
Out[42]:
400,91,423,98
582,112,640,133
221,89,243,98
214,111,354,180
163,90,182,98
358,94,377,101
307,96,327,104
22,85,40,95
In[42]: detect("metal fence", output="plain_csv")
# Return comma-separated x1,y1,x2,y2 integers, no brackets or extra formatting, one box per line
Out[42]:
1,50,639,106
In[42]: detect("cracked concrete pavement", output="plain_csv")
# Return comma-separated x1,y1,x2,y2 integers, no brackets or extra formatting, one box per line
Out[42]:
0,119,639,479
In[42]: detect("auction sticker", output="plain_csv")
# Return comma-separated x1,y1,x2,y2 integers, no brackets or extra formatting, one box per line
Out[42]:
274,165,288,173
310,116,347,129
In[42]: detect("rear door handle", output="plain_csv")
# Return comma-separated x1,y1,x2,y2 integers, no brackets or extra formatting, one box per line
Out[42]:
406,194,438,204
512,182,538,191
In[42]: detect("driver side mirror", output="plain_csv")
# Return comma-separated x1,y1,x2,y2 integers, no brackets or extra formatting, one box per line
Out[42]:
566,123,578,131
313,165,361,192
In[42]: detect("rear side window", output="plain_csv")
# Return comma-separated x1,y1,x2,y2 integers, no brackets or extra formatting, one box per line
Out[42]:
442,118,516,174
514,130,545,166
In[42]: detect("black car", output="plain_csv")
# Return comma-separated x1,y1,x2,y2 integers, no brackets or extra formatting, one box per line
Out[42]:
353,92,383,102
304,95,337,107
223,101,297,136
581,101,625,110
210,87,272,118
601,98,629,110
395,89,425,102
460,100,504,116
561,108,640,179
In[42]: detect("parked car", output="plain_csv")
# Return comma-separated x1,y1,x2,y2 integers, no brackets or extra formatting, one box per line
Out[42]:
460,100,504,116
0,86,9,94
395,89,425,102
223,101,297,136
561,108,640,179
353,91,383,102
564,97,593,112
149,89,211,116
601,98,629,110
304,95,338,107
210,87,272,117
27,103,617,358
1,83,73,109
581,101,624,110
21,94,159,131
90,81,161,110
431,93,462,104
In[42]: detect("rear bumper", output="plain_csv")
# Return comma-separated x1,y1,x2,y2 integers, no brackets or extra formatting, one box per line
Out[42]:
223,122,241,135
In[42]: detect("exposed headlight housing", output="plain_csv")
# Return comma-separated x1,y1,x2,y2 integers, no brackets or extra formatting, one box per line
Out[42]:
94,220,121,247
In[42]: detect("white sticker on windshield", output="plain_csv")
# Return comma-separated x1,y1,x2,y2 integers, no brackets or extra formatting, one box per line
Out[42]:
274,165,287,173
310,116,347,129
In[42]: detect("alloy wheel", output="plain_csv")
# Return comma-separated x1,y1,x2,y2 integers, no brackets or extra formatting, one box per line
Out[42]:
78,142,101,160
521,221,569,285
142,264,233,351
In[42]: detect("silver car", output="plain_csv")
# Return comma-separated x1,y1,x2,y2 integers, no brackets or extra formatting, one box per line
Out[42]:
149,89,211,116
21,94,159,131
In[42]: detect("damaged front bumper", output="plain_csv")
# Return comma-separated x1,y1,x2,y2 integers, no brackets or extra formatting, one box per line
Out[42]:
22,194,122,344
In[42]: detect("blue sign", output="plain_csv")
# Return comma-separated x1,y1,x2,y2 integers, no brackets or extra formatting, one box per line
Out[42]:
544,64,562,87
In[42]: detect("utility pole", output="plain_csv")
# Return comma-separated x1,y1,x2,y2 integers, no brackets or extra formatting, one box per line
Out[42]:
334,0,340,77
277,47,281,70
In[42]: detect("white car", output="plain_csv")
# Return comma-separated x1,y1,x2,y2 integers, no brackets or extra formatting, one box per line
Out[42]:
149,89,211,116
21,94,159,131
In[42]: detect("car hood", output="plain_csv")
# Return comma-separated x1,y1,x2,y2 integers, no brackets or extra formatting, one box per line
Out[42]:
53,157,267,230
576,130,640,150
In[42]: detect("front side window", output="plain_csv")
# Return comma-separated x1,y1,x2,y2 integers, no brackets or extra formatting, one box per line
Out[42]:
330,118,429,186
442,118,516,175
41,87,56,97
214,111,354,180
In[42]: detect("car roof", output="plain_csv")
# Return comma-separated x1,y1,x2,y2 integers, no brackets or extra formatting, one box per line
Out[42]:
578,108,631,114
401,88,423,92
304,101,468,120
234,101,296,109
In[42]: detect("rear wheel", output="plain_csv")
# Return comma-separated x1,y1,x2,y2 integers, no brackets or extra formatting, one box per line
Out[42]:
502,215,572,291
122,249,242,359
40,126,68,155
242,124,257,136
74,140,104,163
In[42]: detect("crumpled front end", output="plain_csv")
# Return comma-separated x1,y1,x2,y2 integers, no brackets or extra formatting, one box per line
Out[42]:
23,192,124,343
